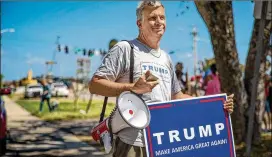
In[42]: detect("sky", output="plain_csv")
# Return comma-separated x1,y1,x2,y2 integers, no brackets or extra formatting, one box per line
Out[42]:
1,1,255,81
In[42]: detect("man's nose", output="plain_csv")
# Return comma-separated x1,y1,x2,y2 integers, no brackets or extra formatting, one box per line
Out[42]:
155,17,164,25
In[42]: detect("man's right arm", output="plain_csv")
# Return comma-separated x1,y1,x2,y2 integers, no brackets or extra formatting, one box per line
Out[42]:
89,71,159,97
89,75,134,97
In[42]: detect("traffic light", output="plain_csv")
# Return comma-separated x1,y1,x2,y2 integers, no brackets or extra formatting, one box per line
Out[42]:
83,49,87,56
64,45,69,54
57,44,61,52
88,49,94,57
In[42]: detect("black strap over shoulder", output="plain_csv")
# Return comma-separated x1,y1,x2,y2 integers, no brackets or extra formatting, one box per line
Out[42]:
126,40,134,84
99,40,134,123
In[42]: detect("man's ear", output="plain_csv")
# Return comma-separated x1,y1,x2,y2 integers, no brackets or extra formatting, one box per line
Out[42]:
137,20,142,29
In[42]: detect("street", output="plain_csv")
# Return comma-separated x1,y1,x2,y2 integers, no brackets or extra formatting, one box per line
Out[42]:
3,96,111,157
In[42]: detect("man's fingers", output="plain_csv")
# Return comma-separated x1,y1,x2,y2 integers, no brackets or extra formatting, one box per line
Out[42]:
224,104,233,108
227,94,234,99
225,93,234,104
224,103,233,109
227,109,233,114
226,99,233,103
224,104,233,113
223,94,234,114
224,101,233,106
149,80,159,88
144,70,151,80
224,105,233,109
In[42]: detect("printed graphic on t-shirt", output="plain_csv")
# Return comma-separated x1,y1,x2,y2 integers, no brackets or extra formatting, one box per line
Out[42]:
140,61,172,102
140,62,171,83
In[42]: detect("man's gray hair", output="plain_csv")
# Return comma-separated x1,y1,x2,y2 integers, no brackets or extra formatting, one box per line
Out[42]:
136,0,164,20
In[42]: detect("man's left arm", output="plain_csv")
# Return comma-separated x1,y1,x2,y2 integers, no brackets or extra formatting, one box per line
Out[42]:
172,91,234,114
172,91,192,100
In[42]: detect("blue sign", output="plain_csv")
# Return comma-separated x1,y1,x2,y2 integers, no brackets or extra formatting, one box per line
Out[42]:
143,94,236,157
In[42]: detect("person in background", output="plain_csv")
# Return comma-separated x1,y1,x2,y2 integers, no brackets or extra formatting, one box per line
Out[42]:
39,79,52,112
175,62,187,93
204,63,221,95
263,74,272,132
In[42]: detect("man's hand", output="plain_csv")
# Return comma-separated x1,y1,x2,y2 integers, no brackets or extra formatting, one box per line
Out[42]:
131,70,159,94
224,94,234,114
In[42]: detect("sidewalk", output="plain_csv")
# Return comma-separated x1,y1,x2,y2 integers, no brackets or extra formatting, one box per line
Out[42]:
3,96,110,157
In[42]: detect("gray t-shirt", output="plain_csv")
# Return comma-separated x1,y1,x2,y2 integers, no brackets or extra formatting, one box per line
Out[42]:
94,39,181,147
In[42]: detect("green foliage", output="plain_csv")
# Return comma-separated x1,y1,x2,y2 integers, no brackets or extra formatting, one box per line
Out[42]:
235,134,272,157
109,39,118,50
0,74,4,88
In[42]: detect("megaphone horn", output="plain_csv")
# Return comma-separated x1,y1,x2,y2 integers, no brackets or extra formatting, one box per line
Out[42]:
110,91,151,133
90,91,151,153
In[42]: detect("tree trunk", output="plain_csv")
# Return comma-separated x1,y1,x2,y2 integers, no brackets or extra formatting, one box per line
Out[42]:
74,94,79,111
244,19,271,145
85,93,93,113
195,1,247,144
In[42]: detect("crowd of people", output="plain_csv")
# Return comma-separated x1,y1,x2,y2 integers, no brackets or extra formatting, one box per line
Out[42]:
175,61,272,132
174,61,221,96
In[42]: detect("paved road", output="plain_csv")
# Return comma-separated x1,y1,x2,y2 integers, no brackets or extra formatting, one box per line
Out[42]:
3,96,111,157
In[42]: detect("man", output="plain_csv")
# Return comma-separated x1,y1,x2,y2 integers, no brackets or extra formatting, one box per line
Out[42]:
39,79,52,112
89,1,234,157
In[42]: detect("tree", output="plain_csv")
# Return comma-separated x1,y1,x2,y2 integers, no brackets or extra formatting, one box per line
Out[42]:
0,74,3,88
194,1,248,144
244,17,271,144
72,58,91,111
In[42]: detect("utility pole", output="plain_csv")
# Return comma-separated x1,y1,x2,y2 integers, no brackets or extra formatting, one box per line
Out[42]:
49,36,60,77
191,26,198,96
45,61,57,79
74,57,91,111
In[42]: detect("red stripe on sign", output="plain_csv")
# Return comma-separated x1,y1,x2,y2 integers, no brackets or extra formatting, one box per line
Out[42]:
224,111,234,157
200,97,233,156
200,98,225,103
149,104,172,110
147,126,154,157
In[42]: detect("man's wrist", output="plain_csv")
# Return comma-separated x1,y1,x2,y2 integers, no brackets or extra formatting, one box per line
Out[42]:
121,83,135,94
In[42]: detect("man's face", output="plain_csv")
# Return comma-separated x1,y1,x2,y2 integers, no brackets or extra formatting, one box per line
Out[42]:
138,6,166,38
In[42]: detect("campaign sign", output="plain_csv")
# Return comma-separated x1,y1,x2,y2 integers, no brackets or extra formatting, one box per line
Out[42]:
143,94,236,157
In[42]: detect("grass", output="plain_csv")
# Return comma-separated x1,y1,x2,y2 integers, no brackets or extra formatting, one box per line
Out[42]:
8,93,24,101
16,98,115,121
235,133,272,157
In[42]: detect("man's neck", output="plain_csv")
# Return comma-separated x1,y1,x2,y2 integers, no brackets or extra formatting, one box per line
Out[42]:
137,34,161,50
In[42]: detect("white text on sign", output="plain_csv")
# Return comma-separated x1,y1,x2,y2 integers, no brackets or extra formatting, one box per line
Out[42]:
153,123,225,145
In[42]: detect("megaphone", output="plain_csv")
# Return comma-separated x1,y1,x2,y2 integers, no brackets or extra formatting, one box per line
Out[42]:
90,91,151,153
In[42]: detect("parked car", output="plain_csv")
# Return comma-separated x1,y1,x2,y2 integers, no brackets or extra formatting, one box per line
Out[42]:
0,87,11,155
24,84,43,98
51,82,69,97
